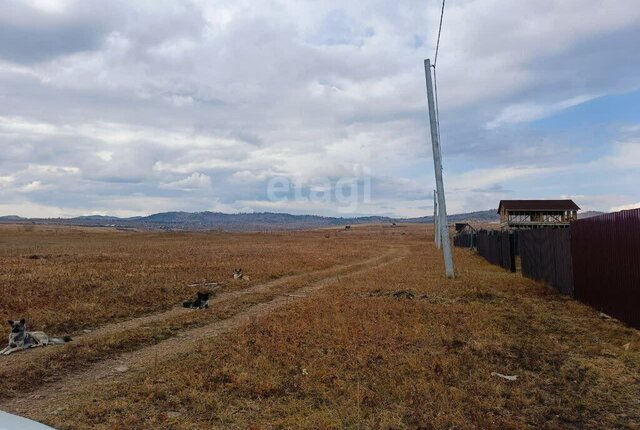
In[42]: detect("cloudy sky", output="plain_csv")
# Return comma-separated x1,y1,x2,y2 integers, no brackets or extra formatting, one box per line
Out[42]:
1,0,639,218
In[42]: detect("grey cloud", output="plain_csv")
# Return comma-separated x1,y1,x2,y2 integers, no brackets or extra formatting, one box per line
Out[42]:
529,24,640,97
472,184,512,194
0,0,638,216
0,1,118,63
310,9,375,46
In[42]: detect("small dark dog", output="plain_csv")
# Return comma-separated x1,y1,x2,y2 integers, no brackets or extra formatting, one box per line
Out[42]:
2,319,72,356
183,292,210,309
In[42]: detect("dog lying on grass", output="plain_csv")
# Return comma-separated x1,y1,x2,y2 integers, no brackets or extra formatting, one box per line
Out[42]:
2,319,72,355
233,268,249,280
183,292,210,309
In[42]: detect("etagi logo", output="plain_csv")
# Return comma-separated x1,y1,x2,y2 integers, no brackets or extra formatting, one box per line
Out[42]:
266,166,372,214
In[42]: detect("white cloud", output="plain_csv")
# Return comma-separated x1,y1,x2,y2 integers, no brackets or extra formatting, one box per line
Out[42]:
96,151,113,161
485,95,598,129
0,175,15,188
25,164,80,176
449,166,561,191
229,170,270,183
18,180,48,192
0,116,244,149
610,202,640,212
559,194,636,213
0,201,70,218
22,0,72,13
606,140,640,169
159,172,212,192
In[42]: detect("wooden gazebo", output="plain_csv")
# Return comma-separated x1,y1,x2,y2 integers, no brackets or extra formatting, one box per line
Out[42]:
498,200,580,229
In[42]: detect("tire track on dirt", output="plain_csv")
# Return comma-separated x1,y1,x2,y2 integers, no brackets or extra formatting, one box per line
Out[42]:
0,248,395,370
0,246,409,417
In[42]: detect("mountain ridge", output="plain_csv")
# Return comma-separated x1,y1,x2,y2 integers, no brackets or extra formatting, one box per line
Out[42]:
0,209,500,231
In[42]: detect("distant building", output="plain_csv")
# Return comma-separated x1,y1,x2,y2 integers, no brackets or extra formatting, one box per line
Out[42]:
498,200,580,229
455,222,477,233
455,222,469,232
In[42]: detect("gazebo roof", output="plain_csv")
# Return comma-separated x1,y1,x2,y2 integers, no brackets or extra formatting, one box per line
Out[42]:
497,199,580,214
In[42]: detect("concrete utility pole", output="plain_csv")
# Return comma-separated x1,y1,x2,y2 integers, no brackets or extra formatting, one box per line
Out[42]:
434,189,441,249
424,58,454,278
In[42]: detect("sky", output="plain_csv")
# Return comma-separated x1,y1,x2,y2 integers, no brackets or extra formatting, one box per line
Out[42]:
0,0,639,218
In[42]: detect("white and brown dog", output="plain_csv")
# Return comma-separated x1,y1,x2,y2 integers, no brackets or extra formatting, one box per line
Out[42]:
233,268,249,280
1,319,72,355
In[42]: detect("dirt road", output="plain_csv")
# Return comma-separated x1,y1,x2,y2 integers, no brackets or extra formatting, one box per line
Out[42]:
0,245,409,420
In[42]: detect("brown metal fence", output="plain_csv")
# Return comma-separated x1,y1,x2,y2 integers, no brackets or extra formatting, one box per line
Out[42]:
476,230,515,272
453,209,640,328
519,228,573,295
571,209,640,328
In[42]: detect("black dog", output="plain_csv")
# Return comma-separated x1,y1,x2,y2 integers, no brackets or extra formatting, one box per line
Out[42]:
183,292,210,309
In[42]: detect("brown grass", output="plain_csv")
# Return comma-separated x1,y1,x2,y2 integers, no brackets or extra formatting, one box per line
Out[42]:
2,224,639,429
0,224,383,337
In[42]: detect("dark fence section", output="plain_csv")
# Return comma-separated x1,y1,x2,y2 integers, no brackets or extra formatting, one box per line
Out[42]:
453,232,475,248
571,209,640,329
476,230,515,272
512,231,520,256
519,228,573,295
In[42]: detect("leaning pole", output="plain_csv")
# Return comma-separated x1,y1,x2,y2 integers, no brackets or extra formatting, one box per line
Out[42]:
424,58,454,278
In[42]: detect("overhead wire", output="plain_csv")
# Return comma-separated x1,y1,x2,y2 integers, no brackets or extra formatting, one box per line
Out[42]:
433,0,446,67
432,0,446,157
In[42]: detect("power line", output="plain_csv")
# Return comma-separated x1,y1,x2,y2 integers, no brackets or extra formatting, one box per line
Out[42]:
433,0,446,66
431,0,446,157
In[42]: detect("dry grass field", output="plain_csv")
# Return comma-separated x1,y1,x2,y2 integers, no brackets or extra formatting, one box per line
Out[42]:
1,224,639,429
0,224,383,336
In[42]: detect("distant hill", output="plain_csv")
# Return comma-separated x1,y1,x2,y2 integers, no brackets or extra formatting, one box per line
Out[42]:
404,209,499,224
0,209,500,231
0,215,25,221
134,211,394,230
